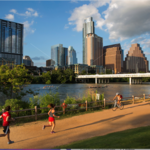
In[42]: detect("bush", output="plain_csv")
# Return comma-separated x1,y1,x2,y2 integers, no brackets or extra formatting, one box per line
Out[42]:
2,99,29,117
39,91,60,113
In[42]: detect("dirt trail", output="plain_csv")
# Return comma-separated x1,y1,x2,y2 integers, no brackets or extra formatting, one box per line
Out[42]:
1,102,150,149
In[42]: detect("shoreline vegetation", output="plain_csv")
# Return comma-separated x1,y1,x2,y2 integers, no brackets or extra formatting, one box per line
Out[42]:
0,87,105,126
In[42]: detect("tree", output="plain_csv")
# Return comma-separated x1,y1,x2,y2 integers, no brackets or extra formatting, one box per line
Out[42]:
42,71,51,84
106,69,112,74
0,64,39,100
80,70,87,75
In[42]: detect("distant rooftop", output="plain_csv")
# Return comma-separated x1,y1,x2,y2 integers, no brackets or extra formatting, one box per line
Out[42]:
103,43,121,49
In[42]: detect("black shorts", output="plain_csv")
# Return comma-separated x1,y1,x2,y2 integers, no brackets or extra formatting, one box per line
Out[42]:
3,126,10,134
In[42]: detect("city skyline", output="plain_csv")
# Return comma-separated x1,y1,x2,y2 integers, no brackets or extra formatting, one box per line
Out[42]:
0,1,150,68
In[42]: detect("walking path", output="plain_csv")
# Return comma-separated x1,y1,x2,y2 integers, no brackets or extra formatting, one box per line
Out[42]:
1,102,150,149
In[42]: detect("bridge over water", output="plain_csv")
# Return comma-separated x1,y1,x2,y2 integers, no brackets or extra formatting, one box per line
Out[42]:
76,73,150,84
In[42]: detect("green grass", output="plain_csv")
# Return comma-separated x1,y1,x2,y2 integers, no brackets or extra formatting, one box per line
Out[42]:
54,125,150,149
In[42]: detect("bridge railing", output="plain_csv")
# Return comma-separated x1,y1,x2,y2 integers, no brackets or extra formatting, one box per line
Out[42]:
0,94,150,123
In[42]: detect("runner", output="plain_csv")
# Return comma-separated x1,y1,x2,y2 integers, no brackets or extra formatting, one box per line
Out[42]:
42,103,60,133
0,106,15,144
113,93,122,107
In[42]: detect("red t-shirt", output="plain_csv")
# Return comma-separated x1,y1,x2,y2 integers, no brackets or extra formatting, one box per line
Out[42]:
1,112,11,126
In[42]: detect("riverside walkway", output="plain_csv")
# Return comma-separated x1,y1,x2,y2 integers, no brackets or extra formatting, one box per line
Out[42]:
1,102,150,149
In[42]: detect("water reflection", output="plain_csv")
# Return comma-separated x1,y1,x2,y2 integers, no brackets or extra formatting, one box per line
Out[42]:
0,83,150,106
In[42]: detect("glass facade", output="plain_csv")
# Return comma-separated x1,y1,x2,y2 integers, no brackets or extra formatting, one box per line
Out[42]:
83,17,94,64
68,46,77,65
0,19,23,65
64,47,68,66
23,59,32,66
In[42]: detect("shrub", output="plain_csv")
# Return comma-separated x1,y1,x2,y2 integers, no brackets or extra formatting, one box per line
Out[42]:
39,91,60,113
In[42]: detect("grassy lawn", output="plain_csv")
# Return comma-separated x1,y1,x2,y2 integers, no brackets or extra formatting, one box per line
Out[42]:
55,125,150,149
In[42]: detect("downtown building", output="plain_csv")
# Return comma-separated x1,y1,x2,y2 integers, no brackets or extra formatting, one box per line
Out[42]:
0,19,23,66
124,43,149,73
83,17,103,66
51,44,77,67
68,46,77,65
23,55,34,66
103,44,123,74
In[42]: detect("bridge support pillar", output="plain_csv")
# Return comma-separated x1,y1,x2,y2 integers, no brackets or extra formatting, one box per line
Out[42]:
135,79,136,84
129,77,132,85
105,79,106,84
98,79,100,84
95,78,97,84
102,79,103,84
75,78,77,82
107,79,109,83
140,79,142,84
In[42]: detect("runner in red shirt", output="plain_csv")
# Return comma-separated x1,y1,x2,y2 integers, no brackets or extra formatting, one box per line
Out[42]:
0,106,15,144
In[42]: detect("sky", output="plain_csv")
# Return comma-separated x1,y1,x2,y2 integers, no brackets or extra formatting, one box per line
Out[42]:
0,0,150,68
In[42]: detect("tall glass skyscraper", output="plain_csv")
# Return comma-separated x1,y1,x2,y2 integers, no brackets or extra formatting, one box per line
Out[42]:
83,17,94,64
0,19,23,65
51,44,67,66
51,44,77,66
68,46,77,65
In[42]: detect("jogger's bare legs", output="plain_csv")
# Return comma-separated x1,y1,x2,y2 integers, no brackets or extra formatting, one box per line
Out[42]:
43,122,52,128
51,121,55,132
0,134,6,137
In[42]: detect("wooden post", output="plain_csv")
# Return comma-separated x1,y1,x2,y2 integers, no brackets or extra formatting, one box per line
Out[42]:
63,100,65,115
132,95,134,104
143,94,145,102
104,98,105,108
35,106,37,121
85,100,87,111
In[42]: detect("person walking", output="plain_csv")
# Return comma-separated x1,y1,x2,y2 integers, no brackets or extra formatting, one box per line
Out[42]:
42,104,60,133
0,106,15,144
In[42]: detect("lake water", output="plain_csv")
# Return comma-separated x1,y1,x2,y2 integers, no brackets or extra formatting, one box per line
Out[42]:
22,83,150,102
0,83,150,105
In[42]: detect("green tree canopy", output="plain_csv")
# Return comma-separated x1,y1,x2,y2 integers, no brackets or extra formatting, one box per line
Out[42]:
0,64,39,100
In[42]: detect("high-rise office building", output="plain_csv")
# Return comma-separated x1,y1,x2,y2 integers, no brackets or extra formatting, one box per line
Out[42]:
83,17,103,66
64,47,68,66
103,44,123,73
86,33,103,66
83,17,95,64
51,44,64,66
124,43,149,73
23,56,34,66
68,46,77,65
0,19,23,65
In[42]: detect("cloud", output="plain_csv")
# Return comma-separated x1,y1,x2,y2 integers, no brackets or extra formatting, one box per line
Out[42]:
131,37,145,43
9,8,39,17
144,51,150,55
68,0,150,41
32,56,46,61
131,36,150,48
68,4,104,32
122,43,131,56
141,39,150,48
23,20,35,37
64,24,69,29
70,0,78,3
10,9,17,13
5,14,14,21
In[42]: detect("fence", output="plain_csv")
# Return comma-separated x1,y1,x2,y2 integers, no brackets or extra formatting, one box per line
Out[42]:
0,94,150,122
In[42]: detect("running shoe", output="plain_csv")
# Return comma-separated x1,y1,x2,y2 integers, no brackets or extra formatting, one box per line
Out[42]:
51,131,55,134
8,140,14,144
42,125,45,130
